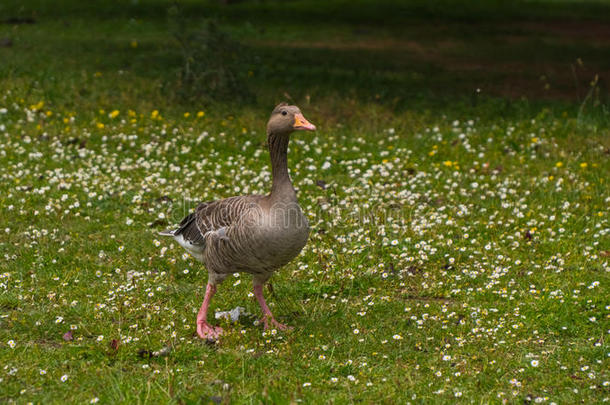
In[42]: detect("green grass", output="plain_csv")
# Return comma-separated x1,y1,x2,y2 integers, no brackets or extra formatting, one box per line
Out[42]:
0,0,609,403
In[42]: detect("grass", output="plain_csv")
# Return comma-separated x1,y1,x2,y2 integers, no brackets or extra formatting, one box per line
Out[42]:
0,0,609,403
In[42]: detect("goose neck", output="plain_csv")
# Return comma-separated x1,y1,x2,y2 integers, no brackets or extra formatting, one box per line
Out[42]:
268,132,295,199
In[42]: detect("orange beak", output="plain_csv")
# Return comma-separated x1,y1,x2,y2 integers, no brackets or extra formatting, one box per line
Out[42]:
293,113,316,131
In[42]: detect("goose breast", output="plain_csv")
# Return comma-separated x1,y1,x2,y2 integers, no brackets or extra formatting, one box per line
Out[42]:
261,201,309,265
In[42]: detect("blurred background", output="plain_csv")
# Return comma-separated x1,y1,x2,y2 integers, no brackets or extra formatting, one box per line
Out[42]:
1,0,609,123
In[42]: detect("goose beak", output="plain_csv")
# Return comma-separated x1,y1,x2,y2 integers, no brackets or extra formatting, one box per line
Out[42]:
293,113,316,131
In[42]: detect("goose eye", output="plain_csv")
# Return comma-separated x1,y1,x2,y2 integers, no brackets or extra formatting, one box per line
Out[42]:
281,111,287,116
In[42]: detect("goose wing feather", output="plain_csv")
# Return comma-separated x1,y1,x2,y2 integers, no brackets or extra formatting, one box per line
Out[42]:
174,195,263,246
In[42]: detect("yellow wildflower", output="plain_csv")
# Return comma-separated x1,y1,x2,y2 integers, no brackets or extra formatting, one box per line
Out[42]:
443,161,453,167
555,162,563,168
109,110,119,119
580,162,588,169
30,101,44,111
197,111,205,118
151,110,159,119
96,122,105,129
184,112,190,118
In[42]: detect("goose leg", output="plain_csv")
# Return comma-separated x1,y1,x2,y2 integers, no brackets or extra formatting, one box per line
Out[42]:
197,283,223,339
253,284,291,331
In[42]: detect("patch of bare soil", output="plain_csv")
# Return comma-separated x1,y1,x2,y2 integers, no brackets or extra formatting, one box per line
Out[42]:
513,20,610,45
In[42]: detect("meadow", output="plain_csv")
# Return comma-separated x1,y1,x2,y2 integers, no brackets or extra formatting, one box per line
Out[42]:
0,0,609,403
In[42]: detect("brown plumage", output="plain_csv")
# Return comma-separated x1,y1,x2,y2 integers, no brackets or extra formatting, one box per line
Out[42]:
159,104,316,338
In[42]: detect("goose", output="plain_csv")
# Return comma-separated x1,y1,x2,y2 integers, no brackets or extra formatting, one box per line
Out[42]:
159,103,316,339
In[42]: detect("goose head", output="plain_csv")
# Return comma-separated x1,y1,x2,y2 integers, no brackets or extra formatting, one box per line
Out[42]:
267,103,316,136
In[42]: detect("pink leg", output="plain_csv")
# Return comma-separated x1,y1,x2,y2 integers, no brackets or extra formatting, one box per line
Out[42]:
196,283,223,339
253,284,291,331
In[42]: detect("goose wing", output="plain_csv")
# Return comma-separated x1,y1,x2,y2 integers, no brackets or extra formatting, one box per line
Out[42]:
170,195,262,246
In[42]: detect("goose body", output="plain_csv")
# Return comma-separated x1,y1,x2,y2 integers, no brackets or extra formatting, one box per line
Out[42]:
166,195,309,284
159,104,316,338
